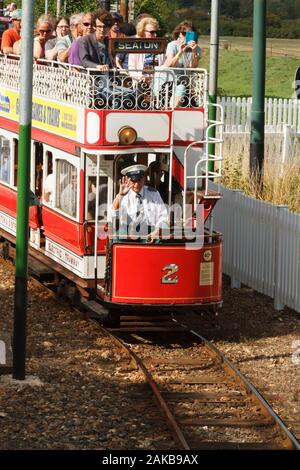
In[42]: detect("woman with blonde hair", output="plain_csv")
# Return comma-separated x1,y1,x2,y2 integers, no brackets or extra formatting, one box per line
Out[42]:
33,15,55,59
128,16,165,85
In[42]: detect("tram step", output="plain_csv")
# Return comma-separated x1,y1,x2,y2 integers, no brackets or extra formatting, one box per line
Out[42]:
80,299,110,320
28,259,54,278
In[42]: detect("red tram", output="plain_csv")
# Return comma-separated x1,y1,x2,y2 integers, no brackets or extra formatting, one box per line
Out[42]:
0,54,223,318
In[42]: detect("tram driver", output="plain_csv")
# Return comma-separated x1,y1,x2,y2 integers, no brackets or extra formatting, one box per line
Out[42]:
111,164,169,243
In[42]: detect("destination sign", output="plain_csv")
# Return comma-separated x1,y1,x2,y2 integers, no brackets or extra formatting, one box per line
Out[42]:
110,37,167,55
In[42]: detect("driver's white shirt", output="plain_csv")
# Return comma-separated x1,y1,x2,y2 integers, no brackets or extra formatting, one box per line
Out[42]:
111,185,168,229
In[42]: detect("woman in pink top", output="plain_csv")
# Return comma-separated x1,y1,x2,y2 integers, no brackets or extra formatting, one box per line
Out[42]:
128,17,165,87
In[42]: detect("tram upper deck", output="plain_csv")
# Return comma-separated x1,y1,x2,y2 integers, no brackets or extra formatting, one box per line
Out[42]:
0,55,209,150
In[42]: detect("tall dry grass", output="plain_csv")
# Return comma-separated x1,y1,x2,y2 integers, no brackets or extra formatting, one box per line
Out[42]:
221,154,300,213
219,133,300,213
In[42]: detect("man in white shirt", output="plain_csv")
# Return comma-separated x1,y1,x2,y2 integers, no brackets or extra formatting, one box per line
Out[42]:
111,164,168,243
43,172,54,205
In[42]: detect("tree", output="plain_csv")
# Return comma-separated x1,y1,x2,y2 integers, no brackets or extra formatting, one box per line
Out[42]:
34,0,100,19
134,0,179,34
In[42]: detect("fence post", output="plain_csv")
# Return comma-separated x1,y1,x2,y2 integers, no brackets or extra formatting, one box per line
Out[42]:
281,124,291,169
230,189,243,289
274,205,288,311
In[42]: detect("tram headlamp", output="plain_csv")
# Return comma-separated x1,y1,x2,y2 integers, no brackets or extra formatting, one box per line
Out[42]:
118,126,137,145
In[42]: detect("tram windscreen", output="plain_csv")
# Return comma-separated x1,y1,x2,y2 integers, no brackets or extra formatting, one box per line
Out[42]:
87,176,108,221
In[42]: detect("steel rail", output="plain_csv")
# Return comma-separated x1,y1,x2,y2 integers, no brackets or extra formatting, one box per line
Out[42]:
173,318,300,450
93,321,190,450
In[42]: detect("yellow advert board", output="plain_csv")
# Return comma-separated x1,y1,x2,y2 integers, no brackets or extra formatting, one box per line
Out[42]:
0,88,79,140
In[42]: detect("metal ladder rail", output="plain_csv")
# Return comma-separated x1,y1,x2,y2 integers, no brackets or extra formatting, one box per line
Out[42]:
183,104,224,223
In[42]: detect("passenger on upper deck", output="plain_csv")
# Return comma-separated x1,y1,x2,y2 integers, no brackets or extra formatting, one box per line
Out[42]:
46,13,83,64
108,12,124,40
111,164,168,243
45,16,70,61
68,12,94,66
115,22,136,70
128,17,165,86
164,21,201,107
79,9,113,71
164,20,201,69
3,3,16,18
1,8,21,54
32,15,55,59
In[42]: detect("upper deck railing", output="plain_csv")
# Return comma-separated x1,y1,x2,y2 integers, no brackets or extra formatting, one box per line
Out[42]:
0,55,208,112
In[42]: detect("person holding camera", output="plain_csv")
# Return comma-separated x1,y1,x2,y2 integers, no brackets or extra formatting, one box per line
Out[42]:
164,21,201,107
164,20,201,69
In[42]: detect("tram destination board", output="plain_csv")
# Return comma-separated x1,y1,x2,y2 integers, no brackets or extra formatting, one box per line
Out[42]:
110,37,167,55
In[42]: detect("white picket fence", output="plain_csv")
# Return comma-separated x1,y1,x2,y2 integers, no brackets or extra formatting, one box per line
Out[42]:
210,183,300,313
217,96,300,134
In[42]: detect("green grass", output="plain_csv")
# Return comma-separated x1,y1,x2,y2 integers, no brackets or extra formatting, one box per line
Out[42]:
200,37,300,98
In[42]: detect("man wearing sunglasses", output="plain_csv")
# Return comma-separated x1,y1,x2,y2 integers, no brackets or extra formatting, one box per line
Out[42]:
69,12,94,66
79,9,138,110
79,9,113,71
1,8,21,54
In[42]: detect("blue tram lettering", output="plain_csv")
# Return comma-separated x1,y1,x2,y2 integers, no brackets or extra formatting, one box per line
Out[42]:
47,107,60,127
32,103,44,122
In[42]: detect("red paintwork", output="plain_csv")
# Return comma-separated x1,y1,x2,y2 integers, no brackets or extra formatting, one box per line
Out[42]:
0,184,40,229
110,241,222,304
29,206,40,229
0,183,17,216
172,153,184,188
186,191,219,224
0,116,78,155
43,207,84,256
83,223,107,254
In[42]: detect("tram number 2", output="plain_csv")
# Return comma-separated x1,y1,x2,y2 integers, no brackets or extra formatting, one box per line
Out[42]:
161,264,179,284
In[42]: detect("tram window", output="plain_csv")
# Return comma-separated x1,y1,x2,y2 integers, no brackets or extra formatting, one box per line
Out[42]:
0,136,10,184
56,160,78,218
43,151,53,205
13,139,18,187
87,176,108,221
34,142,43,197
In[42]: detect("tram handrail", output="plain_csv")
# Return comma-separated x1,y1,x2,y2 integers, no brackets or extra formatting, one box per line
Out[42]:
183,103,224,223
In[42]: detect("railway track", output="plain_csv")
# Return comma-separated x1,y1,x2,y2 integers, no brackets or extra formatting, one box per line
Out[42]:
90,315,300,450
2,250,300,451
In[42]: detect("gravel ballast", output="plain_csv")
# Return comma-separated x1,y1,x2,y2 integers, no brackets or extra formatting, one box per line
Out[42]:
0,258,299,449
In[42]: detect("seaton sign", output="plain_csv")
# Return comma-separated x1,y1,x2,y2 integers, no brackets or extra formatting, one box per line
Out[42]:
110,37,167,55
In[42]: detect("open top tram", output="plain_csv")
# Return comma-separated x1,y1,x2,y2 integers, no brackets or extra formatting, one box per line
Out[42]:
0,53,223,318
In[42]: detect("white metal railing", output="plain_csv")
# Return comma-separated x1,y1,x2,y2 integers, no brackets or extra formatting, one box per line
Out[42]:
183,103,224,222
0,55,208,112
210,182,300,313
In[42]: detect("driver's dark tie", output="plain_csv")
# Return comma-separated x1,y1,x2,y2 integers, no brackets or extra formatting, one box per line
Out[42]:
135,192,143,231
